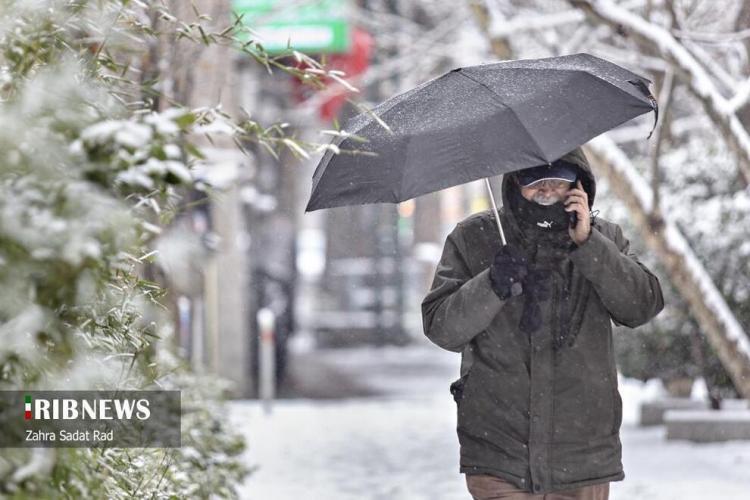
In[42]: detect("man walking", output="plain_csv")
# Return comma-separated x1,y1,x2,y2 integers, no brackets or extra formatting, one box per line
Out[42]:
421,146,664,499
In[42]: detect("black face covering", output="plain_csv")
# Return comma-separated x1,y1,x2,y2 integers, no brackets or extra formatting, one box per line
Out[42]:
509,182,570,235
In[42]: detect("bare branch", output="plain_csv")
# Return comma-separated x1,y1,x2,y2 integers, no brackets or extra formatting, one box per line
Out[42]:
682,40,741,95
487,10,585,38
672,27,750,44
569,0,750,185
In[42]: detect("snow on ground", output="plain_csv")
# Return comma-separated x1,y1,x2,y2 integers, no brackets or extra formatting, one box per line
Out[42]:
229,340,750,500
231,397,464,500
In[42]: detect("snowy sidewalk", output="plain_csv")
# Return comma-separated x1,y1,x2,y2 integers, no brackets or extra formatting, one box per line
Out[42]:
229,341,750,500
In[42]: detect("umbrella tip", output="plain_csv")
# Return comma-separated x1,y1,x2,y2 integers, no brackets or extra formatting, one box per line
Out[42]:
646,96,659,140
628,79,659,140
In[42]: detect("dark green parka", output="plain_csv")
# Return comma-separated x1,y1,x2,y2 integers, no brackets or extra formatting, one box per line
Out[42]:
421,147,664,495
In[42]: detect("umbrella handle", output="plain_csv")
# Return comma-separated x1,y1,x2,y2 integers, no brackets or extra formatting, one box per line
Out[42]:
484,177,507,246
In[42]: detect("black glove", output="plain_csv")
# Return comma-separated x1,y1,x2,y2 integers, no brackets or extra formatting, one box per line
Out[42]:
489,245,529,300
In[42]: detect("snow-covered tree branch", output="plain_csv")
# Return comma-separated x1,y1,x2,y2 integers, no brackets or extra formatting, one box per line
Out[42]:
568,0,750,185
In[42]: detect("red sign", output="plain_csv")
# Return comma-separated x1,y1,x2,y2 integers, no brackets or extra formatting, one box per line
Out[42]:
291,27,373,122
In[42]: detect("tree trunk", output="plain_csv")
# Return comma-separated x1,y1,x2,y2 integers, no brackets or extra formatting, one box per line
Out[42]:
584,137,750,399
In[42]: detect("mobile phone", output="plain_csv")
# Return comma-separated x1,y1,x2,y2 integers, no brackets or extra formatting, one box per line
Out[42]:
569,211,578,229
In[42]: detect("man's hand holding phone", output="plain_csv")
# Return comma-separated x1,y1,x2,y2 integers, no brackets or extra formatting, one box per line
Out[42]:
565,180,591,245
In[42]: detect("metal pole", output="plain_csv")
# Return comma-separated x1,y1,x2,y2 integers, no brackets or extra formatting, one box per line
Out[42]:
483,177,507,246
258,308,276,415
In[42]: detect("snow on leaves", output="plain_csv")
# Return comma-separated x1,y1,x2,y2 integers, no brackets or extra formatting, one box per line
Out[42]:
75,109,196,192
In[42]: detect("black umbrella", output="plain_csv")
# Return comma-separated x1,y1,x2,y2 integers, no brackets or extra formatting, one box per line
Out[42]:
305,52,656,244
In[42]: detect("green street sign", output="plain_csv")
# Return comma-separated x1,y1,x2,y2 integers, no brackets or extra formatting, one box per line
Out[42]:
233,0,351,54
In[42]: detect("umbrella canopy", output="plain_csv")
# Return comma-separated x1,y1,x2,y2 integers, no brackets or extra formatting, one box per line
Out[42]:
305,52,656,213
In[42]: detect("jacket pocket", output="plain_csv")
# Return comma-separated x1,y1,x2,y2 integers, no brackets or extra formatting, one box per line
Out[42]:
450,373,468,405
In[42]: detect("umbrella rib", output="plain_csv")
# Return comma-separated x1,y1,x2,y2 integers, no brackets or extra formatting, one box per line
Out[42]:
455,70,549,164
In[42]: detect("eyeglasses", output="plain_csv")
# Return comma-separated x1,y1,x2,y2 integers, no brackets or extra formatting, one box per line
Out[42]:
521,178,572,190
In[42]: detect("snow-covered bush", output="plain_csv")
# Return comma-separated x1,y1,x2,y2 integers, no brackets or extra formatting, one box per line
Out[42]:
0,9,248,499
0,0,347,496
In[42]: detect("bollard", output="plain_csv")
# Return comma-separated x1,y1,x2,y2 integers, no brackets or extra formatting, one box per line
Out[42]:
257,308,276,414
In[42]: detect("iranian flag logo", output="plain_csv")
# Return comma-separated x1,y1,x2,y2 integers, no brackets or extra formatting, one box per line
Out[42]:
24,394,32,420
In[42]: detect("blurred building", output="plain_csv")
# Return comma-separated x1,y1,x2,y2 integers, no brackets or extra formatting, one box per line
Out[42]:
154,0,493,397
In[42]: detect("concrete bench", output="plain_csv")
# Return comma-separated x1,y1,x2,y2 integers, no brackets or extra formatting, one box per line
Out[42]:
664,409,750,442
720,398,750,410
639,398,706,426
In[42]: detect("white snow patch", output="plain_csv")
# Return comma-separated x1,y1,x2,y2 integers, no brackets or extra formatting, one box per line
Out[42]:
115,168,154,189
163,143,182,159
81,120,153,149
144,111,180,135
664,409,750,422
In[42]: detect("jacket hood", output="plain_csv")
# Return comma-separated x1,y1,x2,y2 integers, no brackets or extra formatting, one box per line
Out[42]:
500,146,596,212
